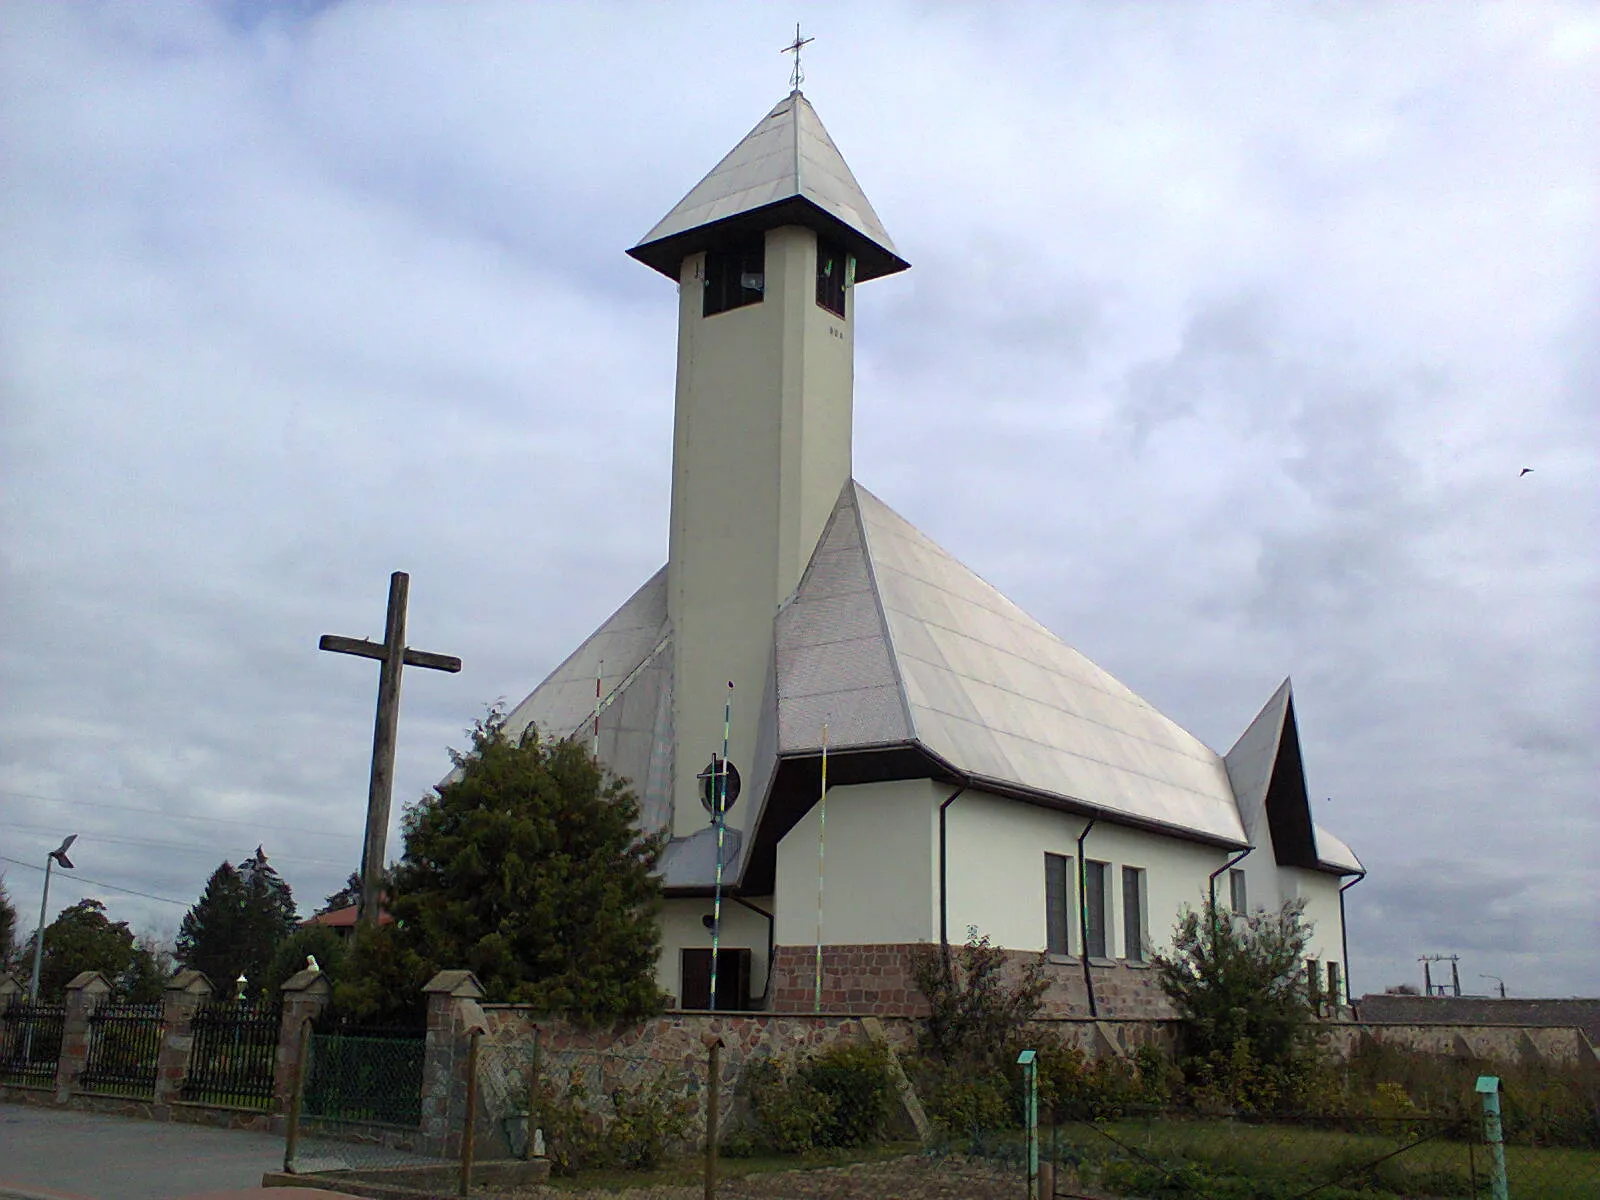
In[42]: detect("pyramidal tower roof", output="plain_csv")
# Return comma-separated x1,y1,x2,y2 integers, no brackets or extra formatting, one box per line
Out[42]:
629,91,909,282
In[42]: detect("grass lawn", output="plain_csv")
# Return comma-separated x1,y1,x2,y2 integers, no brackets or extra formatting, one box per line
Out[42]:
1049,1115,1600,1199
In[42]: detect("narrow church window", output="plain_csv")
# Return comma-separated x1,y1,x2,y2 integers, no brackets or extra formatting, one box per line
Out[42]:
703,237,765,317
1084,860,1109,958
1229,868,1248,915
816,239,848,318
1121,866,1146,962
1044,852,1072,955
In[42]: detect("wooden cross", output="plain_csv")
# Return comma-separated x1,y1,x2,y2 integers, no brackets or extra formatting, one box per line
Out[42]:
320,571,461,927
783,24,814,92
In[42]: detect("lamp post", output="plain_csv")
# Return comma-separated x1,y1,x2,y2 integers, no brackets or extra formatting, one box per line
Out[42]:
27,835,78,1002
1479,973,1507,999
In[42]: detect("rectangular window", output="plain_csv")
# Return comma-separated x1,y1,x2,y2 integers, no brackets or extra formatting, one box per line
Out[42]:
1229,868,1248,915
703,238,765,317
1121,866,1146,962
1045,852,1072,956
816,240,848,317
1084,860,1109,959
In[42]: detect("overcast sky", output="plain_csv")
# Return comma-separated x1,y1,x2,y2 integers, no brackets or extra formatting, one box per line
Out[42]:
2,2,1595,999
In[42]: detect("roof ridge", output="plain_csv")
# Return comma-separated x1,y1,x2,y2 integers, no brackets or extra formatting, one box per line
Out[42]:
849,480,920,745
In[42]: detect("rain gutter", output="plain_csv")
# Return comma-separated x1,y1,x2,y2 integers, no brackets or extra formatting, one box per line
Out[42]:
1338,870,1366,1007
937,779,970,982
731,896,776,1008
1208,847,1253,914
1077,818,1098,1018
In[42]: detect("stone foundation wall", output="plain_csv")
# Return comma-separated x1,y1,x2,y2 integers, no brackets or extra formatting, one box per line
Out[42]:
765,942,1178,1019
1326,1022,1600,1069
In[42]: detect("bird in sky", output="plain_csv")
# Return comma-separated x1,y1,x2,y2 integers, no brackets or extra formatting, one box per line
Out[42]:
1520,467,1534,476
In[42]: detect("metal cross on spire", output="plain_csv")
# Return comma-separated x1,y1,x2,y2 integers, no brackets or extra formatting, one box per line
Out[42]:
783,23,814,92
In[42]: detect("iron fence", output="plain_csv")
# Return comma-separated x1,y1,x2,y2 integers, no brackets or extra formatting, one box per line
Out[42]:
180,998,280,1109
0,1000,65,1088
79,1000,163,1097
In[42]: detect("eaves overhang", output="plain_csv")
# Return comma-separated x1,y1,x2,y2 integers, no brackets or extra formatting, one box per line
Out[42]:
628,194,910,283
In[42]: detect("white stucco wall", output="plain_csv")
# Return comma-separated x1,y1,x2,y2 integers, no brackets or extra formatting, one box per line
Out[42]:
657,894,776,1007
773,778,939,946
1280,867,1349,995
943,790,1242,959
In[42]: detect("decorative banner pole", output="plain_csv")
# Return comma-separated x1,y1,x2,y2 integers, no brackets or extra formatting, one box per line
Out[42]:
708,682,733,1011
593,659,603,758
814,724,829,1013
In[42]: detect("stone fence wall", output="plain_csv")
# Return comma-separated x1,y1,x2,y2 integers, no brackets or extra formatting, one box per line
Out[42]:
0,965,329,1133
6,964,1593,1161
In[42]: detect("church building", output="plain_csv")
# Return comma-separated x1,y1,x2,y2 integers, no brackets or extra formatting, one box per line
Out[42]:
505,89,1363,1016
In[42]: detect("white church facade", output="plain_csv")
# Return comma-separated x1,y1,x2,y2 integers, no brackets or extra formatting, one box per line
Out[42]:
505,90,1363,1017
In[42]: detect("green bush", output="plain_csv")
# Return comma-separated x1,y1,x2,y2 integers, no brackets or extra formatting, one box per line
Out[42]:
742,1055,835,1153
798,1040,894,1148
741,1040,895,1153
529,1065,694,1175
921,1067,1012,1136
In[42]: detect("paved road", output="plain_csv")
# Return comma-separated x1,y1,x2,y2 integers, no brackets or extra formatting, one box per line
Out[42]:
0,1105,285,1200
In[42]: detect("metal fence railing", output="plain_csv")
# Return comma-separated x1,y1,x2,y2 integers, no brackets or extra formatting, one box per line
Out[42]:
180,999,280,1109
304,1027,427,1129
0,1001,66,1088
80,1001,164,1097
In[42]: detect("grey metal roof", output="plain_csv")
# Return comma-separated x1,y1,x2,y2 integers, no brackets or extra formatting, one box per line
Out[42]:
505,481,1361,876
1223,677,1292,849
1313,824,1364,874
846,483,1248,844
503,567,675,834
1224,677,1362,875
629,91,909,282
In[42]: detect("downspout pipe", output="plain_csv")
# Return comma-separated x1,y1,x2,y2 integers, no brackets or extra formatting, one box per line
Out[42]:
937,780,969,983
731,896,776,1008
1208,847,1253,915
1076,817,1098,1018
1338,870,1366,1009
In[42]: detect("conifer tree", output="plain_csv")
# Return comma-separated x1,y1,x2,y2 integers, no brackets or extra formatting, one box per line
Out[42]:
176,849,299,998
359,709,667,1023
0,874,16,968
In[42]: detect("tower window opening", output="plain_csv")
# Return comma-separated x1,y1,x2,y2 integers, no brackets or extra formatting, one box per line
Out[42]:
703,238,765,317
816,240,848,318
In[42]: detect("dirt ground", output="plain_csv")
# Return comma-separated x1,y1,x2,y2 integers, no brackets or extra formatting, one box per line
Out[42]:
483,1154,1113,1199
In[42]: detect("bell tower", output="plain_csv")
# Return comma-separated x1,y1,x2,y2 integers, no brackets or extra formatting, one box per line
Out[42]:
629,91,908,839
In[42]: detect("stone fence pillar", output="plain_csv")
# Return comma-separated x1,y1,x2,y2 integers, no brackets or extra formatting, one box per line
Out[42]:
273,967,332,1113
154,969,212,1110
420,969,487,1157
54,970,111,1103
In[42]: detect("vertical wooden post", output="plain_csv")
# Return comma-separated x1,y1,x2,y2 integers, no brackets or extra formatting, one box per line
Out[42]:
703,1034,724,1200
459,1030,481,1198
361,571,409,927
283,1018,314,1172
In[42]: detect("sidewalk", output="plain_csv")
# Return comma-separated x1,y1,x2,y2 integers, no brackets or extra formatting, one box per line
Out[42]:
0,1105,284,1200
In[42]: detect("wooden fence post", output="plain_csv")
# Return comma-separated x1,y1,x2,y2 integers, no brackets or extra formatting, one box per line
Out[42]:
703,1033,724,1200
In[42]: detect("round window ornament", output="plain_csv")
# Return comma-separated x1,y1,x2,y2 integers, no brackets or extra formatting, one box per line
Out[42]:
698,756,741,816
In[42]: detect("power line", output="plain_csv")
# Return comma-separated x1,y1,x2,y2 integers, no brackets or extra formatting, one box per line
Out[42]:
0,788,364,842
0,853,189,907
0,820,353,870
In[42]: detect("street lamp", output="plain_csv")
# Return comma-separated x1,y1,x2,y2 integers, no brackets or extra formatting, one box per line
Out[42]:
28,835,78,1002
1479,973,1507,999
